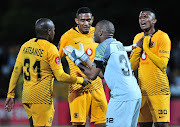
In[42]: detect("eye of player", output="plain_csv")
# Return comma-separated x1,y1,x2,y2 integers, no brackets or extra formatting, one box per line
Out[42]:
80,19,91,23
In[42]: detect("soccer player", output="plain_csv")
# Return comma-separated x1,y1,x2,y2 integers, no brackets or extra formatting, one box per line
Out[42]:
4,18,90,127
130,8,171,127
63,20,142,127
58,7,107,127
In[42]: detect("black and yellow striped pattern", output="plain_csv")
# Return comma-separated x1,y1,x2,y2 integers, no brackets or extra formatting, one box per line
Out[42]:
132,30,171,96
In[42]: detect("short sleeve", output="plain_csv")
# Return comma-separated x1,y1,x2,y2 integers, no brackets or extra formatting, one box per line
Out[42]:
48,45,61,70
158,33,171,58
94,44,106,62
94,43,110,69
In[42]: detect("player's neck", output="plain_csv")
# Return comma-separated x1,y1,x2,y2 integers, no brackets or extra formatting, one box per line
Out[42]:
144,27,156,36
101,36,113,43
36,35,49,41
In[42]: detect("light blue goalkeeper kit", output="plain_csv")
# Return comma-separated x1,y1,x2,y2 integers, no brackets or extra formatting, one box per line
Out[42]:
94,38,142,127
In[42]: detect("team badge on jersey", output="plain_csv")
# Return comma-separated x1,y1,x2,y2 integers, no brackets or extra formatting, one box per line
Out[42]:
86,48,93,56
141,52,147,60
149,41,155,48
55,57,60,65
74,112,79,118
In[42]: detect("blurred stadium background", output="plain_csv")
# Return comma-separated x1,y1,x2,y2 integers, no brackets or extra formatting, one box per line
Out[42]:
0,0,180,126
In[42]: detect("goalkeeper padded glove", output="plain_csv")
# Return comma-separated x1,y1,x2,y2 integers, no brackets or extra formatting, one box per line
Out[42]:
64,43,89,62
75,43,89,62
63,48,81,66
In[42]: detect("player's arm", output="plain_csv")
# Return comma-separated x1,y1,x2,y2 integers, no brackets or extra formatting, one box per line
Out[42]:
78,59,101,80
130,36,144,71
5,61,23,112
7,61,22,98
143,36,169,71
53,64,85,84
50,44,90,85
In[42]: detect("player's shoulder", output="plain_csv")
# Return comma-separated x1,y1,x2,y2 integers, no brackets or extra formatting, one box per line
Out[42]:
134,32,144,39
156,29,170,38
20,38,35,48
44,40,57,49
60,27,78,41
133,32,144,44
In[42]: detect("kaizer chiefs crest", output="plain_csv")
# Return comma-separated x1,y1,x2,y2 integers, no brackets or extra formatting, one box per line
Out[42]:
149,41,155,48
74,112,79,118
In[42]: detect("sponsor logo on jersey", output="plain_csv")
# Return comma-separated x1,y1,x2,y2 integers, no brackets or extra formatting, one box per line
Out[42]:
86,48,93,56
55,57,60,65
141,52,147,60
159,50,169,54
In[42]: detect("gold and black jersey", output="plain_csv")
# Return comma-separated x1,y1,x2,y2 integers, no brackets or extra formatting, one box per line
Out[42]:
59,26,103,93
132,30,171,96
16,38,61,104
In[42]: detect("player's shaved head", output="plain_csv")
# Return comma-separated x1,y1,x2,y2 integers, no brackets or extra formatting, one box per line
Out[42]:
94,20,115,43
97,20,115,36
140,8,156,19
35,18,55,42
35,18,54,36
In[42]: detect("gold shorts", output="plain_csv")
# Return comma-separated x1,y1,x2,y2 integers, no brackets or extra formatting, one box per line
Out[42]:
68,87,107,125
23,103,55,126
138,94,170,123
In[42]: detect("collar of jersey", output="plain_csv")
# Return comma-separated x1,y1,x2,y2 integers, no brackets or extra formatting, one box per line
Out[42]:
102,38,116,44
35,37,50,42
143,28,159,36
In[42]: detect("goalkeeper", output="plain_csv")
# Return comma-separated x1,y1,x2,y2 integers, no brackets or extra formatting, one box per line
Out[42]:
63,20,142,127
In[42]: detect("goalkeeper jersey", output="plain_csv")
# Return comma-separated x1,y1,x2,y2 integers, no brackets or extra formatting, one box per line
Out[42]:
94,38,141,101
16,38,62,104
132,30,171,96
59,26,103,93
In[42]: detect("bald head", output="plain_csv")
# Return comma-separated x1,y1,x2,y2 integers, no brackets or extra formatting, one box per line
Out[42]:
94,20,115,43
97,20,115,36
35,18,55,41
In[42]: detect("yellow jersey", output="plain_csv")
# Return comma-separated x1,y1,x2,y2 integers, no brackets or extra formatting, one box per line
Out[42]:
59,26,103,93
16,38,61,104
132,30,171,96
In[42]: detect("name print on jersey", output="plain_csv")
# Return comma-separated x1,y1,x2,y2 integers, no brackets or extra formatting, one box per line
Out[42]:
23,47,44,57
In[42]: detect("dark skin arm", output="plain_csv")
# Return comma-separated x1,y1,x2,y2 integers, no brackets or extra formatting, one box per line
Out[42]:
79,59,102,80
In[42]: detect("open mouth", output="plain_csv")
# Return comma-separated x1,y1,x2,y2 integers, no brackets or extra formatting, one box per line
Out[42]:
83,27,90,30
141,22,146,27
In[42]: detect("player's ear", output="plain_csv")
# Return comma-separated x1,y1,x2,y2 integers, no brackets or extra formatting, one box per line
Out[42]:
90,16,94,24
75,18,79,25
48,29,51,36
152,18,157,25
99,29,103,36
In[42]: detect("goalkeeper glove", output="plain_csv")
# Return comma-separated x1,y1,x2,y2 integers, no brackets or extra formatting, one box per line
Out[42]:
65,43,89,62
63,47,82,66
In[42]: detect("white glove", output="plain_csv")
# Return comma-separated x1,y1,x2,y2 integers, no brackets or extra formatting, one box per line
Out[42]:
65,43,89,62
63,47,81,66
